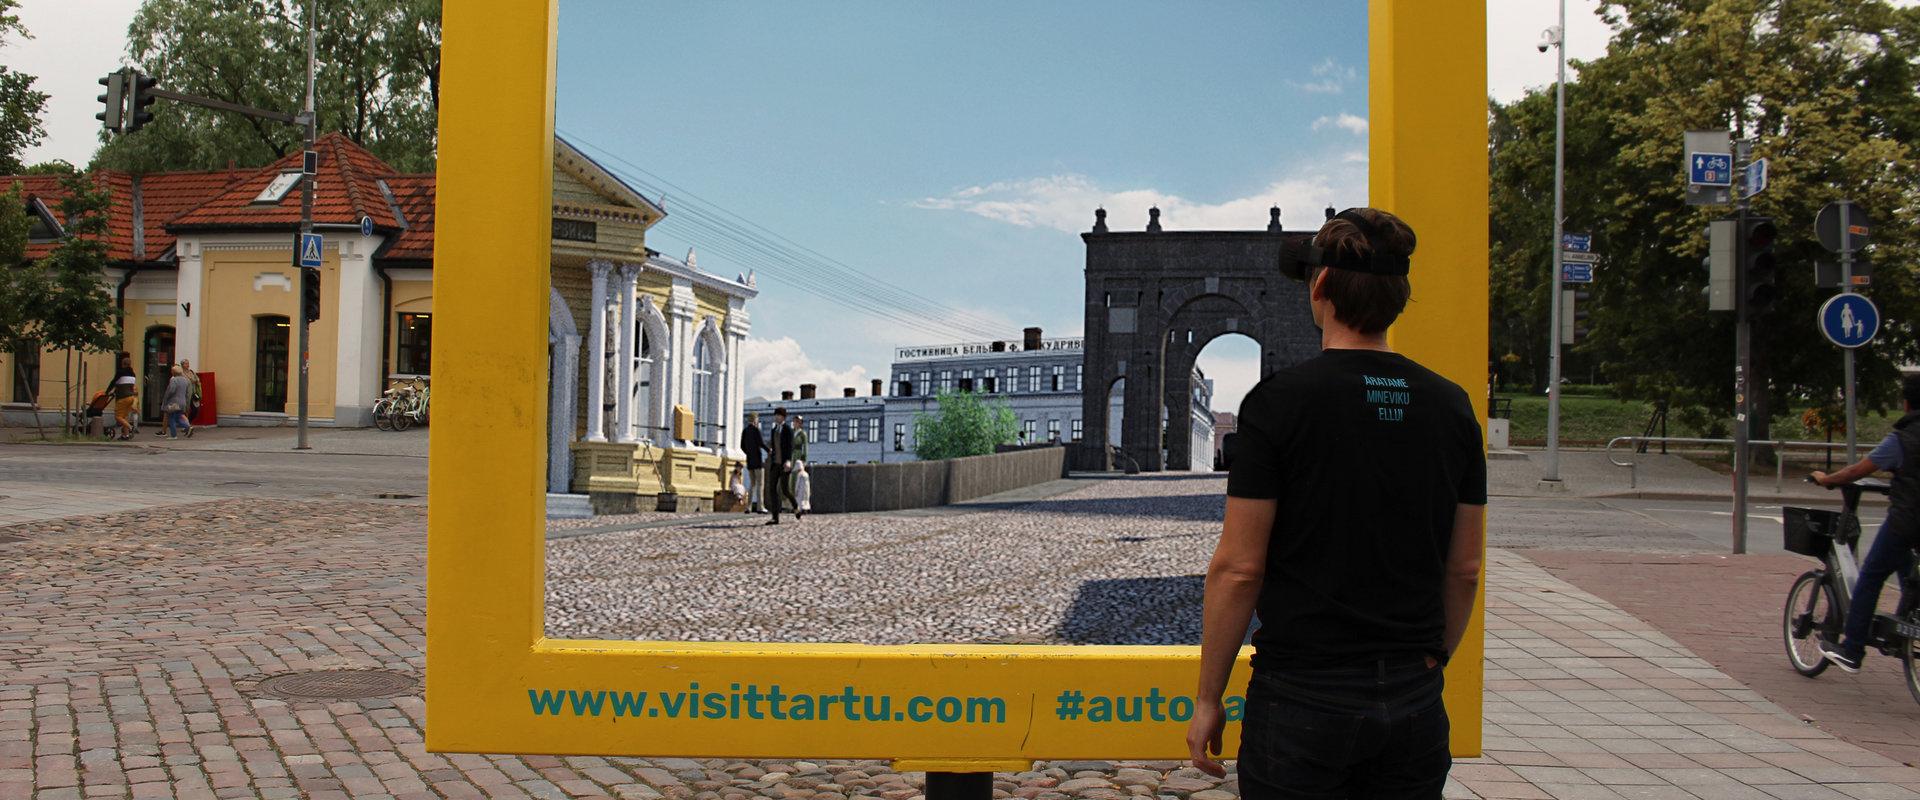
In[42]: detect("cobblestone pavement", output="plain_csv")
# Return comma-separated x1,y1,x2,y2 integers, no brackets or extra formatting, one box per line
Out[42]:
1524,549,1920,769
5,481,1920,798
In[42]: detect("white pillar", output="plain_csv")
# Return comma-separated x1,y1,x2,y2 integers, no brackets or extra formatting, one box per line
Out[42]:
585,261,611,442
725,300,751,459
667,280,697,424
614,263,639,443
548,333,580,492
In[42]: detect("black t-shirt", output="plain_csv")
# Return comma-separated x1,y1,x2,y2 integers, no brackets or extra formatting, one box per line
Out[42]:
1226,348,1487,668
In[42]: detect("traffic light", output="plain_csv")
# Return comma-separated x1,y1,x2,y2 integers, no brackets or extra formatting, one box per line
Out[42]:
96,71,125,133
1559,286,1592,344
300,268,321,323
1743,217,1778,312
125,71,159,132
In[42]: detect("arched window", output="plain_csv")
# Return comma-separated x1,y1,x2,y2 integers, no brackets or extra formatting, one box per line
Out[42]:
633,322,653,439
692,332,719,445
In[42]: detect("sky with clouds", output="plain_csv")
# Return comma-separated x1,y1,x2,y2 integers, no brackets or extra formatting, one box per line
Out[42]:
13,0,1615,412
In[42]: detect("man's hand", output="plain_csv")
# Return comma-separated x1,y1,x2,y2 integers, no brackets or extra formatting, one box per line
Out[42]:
1812,470,1834,487
1185,699,1227,777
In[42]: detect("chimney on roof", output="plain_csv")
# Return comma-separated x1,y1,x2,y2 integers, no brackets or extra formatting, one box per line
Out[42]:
781,390,794,401
871,379,884,396
1023,327,1043,351
1147,207,1162,232
800,384,817,400
843,387,856,398
991,341,1007,352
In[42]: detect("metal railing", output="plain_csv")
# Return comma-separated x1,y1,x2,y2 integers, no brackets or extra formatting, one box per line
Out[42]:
1605,435,1858,492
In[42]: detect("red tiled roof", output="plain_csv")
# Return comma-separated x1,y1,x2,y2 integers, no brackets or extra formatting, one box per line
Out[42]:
5,169,247,263
381,174,435,262
136,170,251,257
167,132,406,233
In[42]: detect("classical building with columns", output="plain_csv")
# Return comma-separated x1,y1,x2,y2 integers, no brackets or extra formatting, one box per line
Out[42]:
547,144,757,516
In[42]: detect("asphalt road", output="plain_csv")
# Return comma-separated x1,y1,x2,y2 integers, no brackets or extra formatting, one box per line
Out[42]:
1491,494,1896,556
0,439,428,504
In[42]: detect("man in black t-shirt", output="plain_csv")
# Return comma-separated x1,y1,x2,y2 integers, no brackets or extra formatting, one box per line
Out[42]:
1186,208,1487,799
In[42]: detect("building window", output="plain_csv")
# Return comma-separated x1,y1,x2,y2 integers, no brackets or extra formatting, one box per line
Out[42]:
1022,418,1037,443
846,418,859,443
897,374,912,397
961,369,975,392
940,370,952,393
870,417,881,442
1071,418,1084,441
396,312,432,375
692,335,719,445
10,341,40,403
807,419,818,443
1074,364,1083,392
1051,365,1064,391
893,422,905,452
919,371,931,394
1029,366,1041,392
828,419,840,443
1048,419,1061,442
984,368,997,393
633,324,658,439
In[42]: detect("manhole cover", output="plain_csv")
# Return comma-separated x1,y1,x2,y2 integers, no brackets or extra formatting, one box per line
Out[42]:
375,492,419,499
255,669,418,700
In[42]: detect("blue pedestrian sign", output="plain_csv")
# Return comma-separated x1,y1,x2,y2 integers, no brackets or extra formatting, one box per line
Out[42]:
1689,152,1733,187
1561,263,1594,283
1562,232,1592,253
297,232,324,268
1819,293,1879,349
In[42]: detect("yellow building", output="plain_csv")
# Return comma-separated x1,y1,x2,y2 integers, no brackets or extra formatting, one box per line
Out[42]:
0,135,755,513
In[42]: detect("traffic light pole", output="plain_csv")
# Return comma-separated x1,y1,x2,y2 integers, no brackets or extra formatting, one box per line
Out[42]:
1730,140,1753,555
295,0,317,451
1841,202,1857,464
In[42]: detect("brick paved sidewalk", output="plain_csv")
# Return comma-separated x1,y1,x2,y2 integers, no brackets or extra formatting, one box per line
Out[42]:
4,499,1919,799
1525,549,1920,770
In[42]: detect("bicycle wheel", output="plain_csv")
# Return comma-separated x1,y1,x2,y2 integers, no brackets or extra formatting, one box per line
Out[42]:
1784,570,1840,677
392,405,414,431
1903,612,1919,707
373,399,394,431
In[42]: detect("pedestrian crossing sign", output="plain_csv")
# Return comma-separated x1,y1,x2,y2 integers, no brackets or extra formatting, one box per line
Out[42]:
296,232,324,268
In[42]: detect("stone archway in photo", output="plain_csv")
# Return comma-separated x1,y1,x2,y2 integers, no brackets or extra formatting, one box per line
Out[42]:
1073,207,1323,472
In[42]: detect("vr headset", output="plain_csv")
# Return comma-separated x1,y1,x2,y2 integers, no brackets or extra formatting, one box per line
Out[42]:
1279,208,1411,282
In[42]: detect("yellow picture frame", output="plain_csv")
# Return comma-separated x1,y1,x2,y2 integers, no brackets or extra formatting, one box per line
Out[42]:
427,0,1488,766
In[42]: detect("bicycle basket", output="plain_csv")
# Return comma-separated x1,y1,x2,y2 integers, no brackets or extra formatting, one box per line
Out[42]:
1782,506,1854,558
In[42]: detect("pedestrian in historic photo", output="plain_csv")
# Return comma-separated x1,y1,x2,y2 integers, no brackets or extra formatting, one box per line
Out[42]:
108,353,138,440
1187,208,1487,798
161,365,194,439
765,408,794,525
791,457,811,518
740,411,767,513
786,414,809,521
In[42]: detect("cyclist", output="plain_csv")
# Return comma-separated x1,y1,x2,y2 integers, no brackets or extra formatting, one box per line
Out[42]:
1813,373,1920,672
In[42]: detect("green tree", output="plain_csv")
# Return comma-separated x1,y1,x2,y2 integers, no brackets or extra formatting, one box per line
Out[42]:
912,390,1019,461
93,0,440,174
1489,0,1920,444
0,180,43,417
35,169,123,429
0,0,48,174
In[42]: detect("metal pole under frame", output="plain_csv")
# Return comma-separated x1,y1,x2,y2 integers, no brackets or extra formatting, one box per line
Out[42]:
1543,0,1568,484
1841,202,1858,464
295,0,317,451
1731,140,1752,555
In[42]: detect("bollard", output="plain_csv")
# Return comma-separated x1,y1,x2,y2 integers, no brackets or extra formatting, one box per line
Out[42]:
926,772,992,800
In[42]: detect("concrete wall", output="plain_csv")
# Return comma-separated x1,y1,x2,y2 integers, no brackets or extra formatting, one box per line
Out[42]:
805,445,1066,514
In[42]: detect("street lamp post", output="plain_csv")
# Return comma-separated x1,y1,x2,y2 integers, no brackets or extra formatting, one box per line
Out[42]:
1542,1,1568,485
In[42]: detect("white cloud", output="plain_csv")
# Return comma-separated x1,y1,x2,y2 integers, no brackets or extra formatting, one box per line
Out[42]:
740,337,872,401
1312,113,1369,137
1290,57,1358,94
1485,0,1613,103
9,0,145,167
913,170,1365,235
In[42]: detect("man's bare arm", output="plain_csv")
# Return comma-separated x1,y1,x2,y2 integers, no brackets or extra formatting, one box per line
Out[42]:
1441,502,1485,661
1813,457,1879,487
1188,496,1277,776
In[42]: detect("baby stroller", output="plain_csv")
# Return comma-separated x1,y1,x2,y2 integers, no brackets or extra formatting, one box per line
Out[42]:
80,390,137,440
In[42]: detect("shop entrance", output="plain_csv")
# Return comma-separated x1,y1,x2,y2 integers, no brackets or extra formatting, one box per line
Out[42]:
140,325,175,421
255,315,290,412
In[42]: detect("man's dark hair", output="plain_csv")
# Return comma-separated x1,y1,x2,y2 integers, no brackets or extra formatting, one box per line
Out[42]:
1311,208,1416,335
774,407,788,417
1903,375,1920,409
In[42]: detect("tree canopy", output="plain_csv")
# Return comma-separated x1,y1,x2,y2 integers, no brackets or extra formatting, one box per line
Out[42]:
0,0,49,175
1490,0,1920,438
912,390,1020,461
93,0,440,174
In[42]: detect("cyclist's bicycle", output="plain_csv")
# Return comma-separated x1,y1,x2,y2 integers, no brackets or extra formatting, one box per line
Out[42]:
1780,476,1920,705
372,380,430,431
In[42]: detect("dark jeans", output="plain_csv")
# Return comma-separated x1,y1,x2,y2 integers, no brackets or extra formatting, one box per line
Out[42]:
1239,656,1450,800
1841,521,1915,656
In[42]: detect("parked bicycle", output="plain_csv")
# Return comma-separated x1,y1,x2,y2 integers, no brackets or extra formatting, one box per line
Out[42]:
372,379,430,432
1780,476,1920,705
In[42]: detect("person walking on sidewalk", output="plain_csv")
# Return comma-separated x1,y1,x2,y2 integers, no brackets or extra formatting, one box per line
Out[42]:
108,354,138,440
741,412,768,513
765,408,795,525
161,365,194,439
179,358,202,422
1186,208,1487,799
1814,374,1920,673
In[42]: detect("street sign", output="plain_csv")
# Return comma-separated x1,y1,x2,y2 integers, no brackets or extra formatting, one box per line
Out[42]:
1816,201,1872,253
1560,251,1599,264
1743,158,1768,198
1561,232,1592,253
1561,263,1594,283
360,215,375,237
1816,260,1873,289
1689,152,1733,186
1684,131,1733,206
297,232,324,268
1819,293,1879,349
